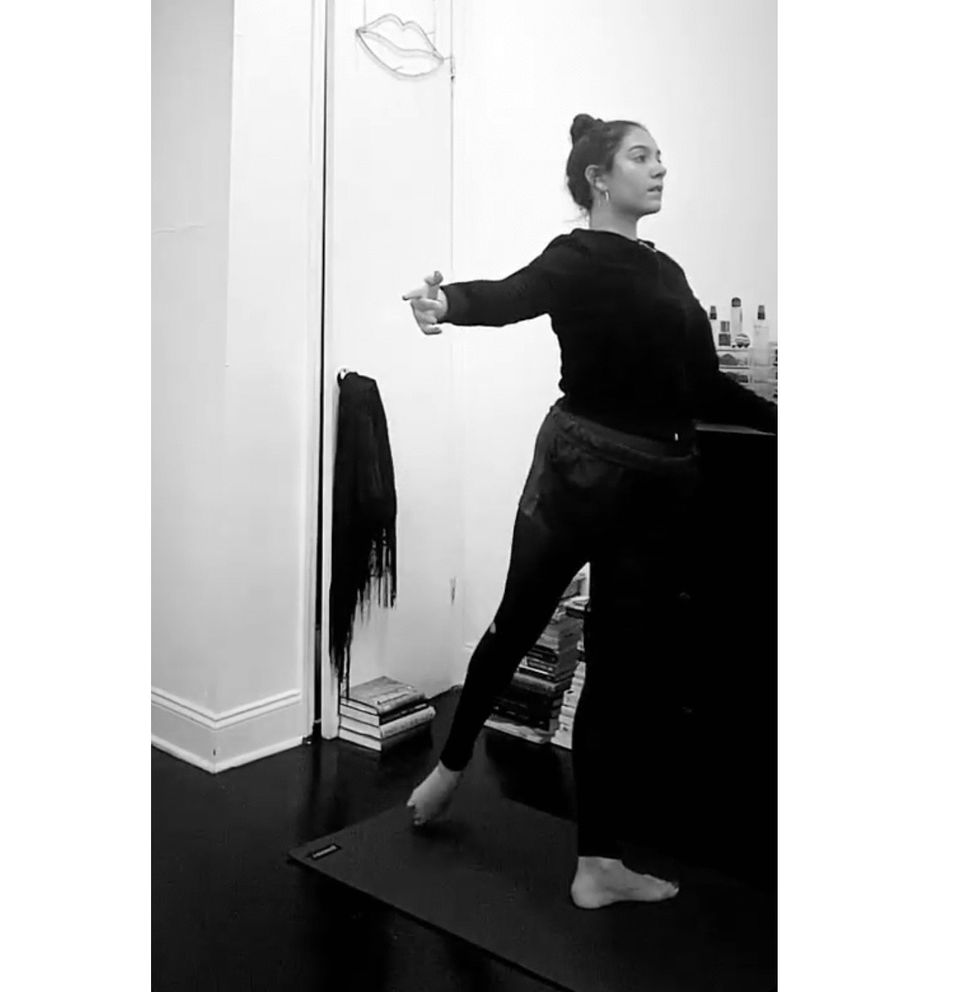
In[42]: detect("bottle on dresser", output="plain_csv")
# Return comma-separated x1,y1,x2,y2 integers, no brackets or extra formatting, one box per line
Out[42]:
752,304,777,401
752,305,770,367
731,297,751,349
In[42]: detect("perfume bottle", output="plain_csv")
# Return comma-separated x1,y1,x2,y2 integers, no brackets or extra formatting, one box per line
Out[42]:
708,305,719,345
718,319,731,348
752,304,770,367
731,297,743,344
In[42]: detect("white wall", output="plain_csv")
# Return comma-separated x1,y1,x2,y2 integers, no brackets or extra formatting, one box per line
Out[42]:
219,0,322,716
152,0,324,769
152,0,234,720
450,0,777,653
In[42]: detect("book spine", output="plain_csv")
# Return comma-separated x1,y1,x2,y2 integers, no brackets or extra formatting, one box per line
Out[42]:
374,691,426,715
519,658,578,677
490,702,560,730
378,723,430,749
338,721,430,751
534,635,578,650
508,685,572,704
341,705,435,739
499,690,566,713
339,699,429,727
534,651,577,663
525,644,579,659
511,671,573,695
490,711,555,732
485,716,555,744
342,690,426,717
337,727,382,751
494,690,563,711
376,705,434,738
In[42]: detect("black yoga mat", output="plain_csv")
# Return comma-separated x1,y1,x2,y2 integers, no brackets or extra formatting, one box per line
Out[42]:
290,784,775,992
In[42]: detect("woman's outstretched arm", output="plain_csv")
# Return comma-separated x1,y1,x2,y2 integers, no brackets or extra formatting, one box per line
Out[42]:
440,234,581,327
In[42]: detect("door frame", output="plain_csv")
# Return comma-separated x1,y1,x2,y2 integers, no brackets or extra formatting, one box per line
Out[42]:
301,0,337,739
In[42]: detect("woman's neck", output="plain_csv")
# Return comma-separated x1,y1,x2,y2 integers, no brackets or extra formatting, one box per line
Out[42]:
588,209,639,241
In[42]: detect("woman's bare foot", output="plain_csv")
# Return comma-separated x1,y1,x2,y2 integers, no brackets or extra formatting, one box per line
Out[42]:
570,856,680,909
406,761,463,826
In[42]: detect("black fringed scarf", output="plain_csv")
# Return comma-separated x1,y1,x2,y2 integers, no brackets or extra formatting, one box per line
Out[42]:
328,373,397,697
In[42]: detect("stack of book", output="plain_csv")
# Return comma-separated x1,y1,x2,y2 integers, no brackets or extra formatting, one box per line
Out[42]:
338,675,435,753
563,594,589,623
551,645,587,751
485,578,588,745
550,591,588,748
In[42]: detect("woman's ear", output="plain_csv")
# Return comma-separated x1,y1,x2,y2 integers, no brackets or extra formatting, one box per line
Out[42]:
584,164,605,196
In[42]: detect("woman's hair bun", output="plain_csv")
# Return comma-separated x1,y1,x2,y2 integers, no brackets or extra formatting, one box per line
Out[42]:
570,113,604,145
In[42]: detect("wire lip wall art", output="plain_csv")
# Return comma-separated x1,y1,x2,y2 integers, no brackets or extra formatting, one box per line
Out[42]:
355,13,448,78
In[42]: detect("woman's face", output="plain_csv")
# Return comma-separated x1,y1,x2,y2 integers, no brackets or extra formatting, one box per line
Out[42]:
600,127,667,217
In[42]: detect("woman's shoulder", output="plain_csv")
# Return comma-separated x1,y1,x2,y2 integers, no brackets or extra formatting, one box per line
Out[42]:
651,248,692,288
545,228,615,262
650,246,683,270
534,231,593,267
543,230,585,251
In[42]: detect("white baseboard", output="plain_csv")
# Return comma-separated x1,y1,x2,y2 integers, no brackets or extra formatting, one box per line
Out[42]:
151,686,307,773
212,733,306,772
151,694,215,770
150,734,216,774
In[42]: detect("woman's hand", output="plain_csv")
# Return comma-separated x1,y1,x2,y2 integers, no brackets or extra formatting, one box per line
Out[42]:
402,271,447,335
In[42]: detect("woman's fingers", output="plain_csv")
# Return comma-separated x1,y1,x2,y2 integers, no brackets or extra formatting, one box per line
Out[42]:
415,310,442,335
402,272,443,301
403,272,445,335
424,271,443,298
415,309,442,334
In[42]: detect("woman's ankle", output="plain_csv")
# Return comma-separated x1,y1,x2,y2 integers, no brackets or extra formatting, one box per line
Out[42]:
577,855,622,868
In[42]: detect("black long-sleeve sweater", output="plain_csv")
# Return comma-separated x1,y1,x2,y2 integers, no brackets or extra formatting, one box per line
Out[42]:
441,228,776,439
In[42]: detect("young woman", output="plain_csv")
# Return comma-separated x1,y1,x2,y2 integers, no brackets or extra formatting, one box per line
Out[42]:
401,114,776,910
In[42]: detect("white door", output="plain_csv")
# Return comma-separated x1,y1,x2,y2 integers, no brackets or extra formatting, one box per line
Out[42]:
319,0,462,737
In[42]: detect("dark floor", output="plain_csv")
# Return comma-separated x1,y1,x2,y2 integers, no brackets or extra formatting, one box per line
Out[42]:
153,687,775,991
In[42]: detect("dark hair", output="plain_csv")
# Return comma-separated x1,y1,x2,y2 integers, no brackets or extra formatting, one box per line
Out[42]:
565,114,645,213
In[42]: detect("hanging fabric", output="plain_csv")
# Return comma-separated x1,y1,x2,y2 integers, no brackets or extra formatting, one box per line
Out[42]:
328,372,398,696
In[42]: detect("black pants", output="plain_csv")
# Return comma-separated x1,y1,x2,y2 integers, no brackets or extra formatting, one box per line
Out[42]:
440,399,701,859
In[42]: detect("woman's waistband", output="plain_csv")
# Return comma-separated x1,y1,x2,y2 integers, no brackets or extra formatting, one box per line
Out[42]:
547,399,697,470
